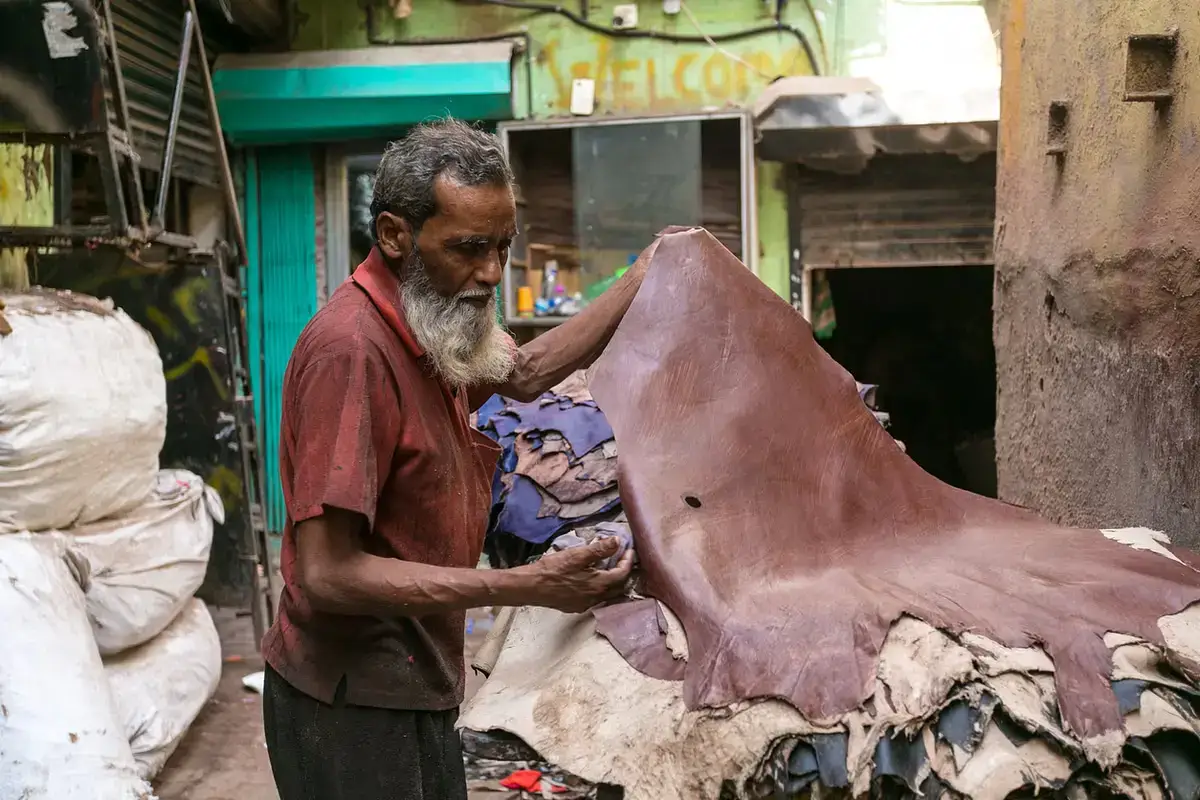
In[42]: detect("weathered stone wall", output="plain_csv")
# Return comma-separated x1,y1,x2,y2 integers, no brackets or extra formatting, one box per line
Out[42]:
995,0,1200,546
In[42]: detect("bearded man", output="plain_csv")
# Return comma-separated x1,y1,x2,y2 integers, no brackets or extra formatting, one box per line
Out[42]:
261,119,645,800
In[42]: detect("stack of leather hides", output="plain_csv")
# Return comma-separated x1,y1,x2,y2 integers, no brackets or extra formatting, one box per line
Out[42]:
474,377,893,570
473,374,623,568
461,228,1200,800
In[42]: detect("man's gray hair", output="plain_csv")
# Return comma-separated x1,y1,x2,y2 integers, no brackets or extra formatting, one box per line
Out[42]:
369,118,515,239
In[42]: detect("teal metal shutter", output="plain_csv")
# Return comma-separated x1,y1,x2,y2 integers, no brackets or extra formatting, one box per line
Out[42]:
245,146,318,535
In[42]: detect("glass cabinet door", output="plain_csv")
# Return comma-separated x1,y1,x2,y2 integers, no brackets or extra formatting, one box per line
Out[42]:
571,120,703,302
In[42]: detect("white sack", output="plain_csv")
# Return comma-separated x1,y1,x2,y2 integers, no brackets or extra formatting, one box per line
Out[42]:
105,599,222,780
69,469,224,655
0,290,166,533
0,533,153,800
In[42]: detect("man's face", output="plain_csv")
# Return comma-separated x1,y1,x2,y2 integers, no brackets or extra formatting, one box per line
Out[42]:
375,174,518,389
376,174,516,299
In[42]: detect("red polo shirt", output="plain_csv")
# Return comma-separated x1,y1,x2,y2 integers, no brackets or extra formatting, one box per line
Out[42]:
261,249,501,711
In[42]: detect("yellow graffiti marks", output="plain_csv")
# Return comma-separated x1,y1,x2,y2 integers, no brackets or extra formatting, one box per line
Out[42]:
205,465,245,505
172,275,209,329
540,38,808,114
145,307,179,340
164,347,231,403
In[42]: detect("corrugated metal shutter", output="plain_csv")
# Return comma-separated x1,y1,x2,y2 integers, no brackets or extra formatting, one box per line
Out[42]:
107,0,227,187
246,147,318,534
795,154,996,269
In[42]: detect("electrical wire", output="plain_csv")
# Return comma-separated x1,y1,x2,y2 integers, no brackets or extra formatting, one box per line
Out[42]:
678,0,775,82
467,0,822,76
795,0,832,70
364,5,536,117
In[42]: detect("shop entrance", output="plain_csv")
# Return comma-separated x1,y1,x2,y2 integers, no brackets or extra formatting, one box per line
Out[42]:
815,265,997,496
790,153,999,495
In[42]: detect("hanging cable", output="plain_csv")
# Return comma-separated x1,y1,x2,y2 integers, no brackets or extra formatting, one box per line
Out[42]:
364,6,536,118
465,0,822,76
678,1,775,82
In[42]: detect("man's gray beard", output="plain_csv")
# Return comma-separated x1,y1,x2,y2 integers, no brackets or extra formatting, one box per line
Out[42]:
399,251,517,389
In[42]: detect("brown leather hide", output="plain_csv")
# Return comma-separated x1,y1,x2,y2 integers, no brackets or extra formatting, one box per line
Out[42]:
588,228,1200,740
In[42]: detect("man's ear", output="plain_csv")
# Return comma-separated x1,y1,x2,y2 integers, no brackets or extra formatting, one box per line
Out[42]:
375,211,413,261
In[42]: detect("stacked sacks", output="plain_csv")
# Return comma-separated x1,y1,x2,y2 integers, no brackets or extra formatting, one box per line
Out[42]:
84,470,223,781
473,372,622,568
0,290,165,532
0,534,152,799
105,598,222,780
0,290,222,796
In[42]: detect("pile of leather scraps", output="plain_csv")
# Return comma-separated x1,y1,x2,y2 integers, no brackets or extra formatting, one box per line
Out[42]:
459,228,1200,800
473,373,622,566
464,598,1200,800
472,374,893,569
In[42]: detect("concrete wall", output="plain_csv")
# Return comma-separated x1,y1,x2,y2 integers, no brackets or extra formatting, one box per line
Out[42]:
994,0,1200,545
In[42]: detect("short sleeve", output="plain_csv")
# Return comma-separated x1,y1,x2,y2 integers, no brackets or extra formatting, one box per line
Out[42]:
283,344,399,529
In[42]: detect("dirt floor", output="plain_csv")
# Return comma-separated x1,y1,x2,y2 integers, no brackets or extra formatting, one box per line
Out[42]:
152,607,276,800
154,607,502,800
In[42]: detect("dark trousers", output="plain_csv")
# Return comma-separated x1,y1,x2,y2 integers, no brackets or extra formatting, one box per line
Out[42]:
263,665,468,800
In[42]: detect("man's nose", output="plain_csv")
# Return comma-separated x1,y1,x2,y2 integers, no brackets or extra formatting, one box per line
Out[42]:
475,252,503,289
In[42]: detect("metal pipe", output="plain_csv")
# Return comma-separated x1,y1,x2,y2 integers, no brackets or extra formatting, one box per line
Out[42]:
153,10,195,231
98,0,145,232
187,0,249,266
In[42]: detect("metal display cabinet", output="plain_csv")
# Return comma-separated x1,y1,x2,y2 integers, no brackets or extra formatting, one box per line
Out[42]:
496,110,757,330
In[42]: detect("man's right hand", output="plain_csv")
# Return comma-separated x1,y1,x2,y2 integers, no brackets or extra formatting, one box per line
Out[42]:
521,537,634,613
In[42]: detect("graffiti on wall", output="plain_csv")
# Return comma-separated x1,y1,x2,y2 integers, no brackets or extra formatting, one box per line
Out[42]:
536,36,809,115
0,144,52,288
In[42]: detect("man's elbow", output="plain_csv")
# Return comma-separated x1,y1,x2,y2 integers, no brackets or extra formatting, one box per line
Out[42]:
503,378,540,403
502,350,546,402
295,559,349,613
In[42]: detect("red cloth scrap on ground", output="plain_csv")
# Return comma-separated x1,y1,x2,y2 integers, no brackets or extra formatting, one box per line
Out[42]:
499,769,566,793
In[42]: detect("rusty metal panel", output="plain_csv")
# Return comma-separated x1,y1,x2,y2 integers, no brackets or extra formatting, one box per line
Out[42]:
109,0,228,186
795,153,996,269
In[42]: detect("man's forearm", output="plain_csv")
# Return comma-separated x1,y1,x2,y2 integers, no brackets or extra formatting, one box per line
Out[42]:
479,227,691,405
304,550,543,617
502,263,643,400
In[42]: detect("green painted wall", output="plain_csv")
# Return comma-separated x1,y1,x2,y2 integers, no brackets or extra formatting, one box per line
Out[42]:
756,160,789,302
245,147,320,534
292,0,838,299
289,0,898,299
0,145,52,289
296,2,828,119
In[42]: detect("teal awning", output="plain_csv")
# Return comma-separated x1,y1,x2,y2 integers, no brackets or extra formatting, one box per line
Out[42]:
213,42,515,144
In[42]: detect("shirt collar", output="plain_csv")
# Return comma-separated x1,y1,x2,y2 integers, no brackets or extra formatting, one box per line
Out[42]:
351,247,425,359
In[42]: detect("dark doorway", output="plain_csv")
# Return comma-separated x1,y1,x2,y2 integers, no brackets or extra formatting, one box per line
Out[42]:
817,265,997,496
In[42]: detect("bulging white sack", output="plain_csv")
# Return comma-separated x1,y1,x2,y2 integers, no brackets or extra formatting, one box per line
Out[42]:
105,598,222,780
69,469,224,655
0,533,153,800
0,290,166,533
